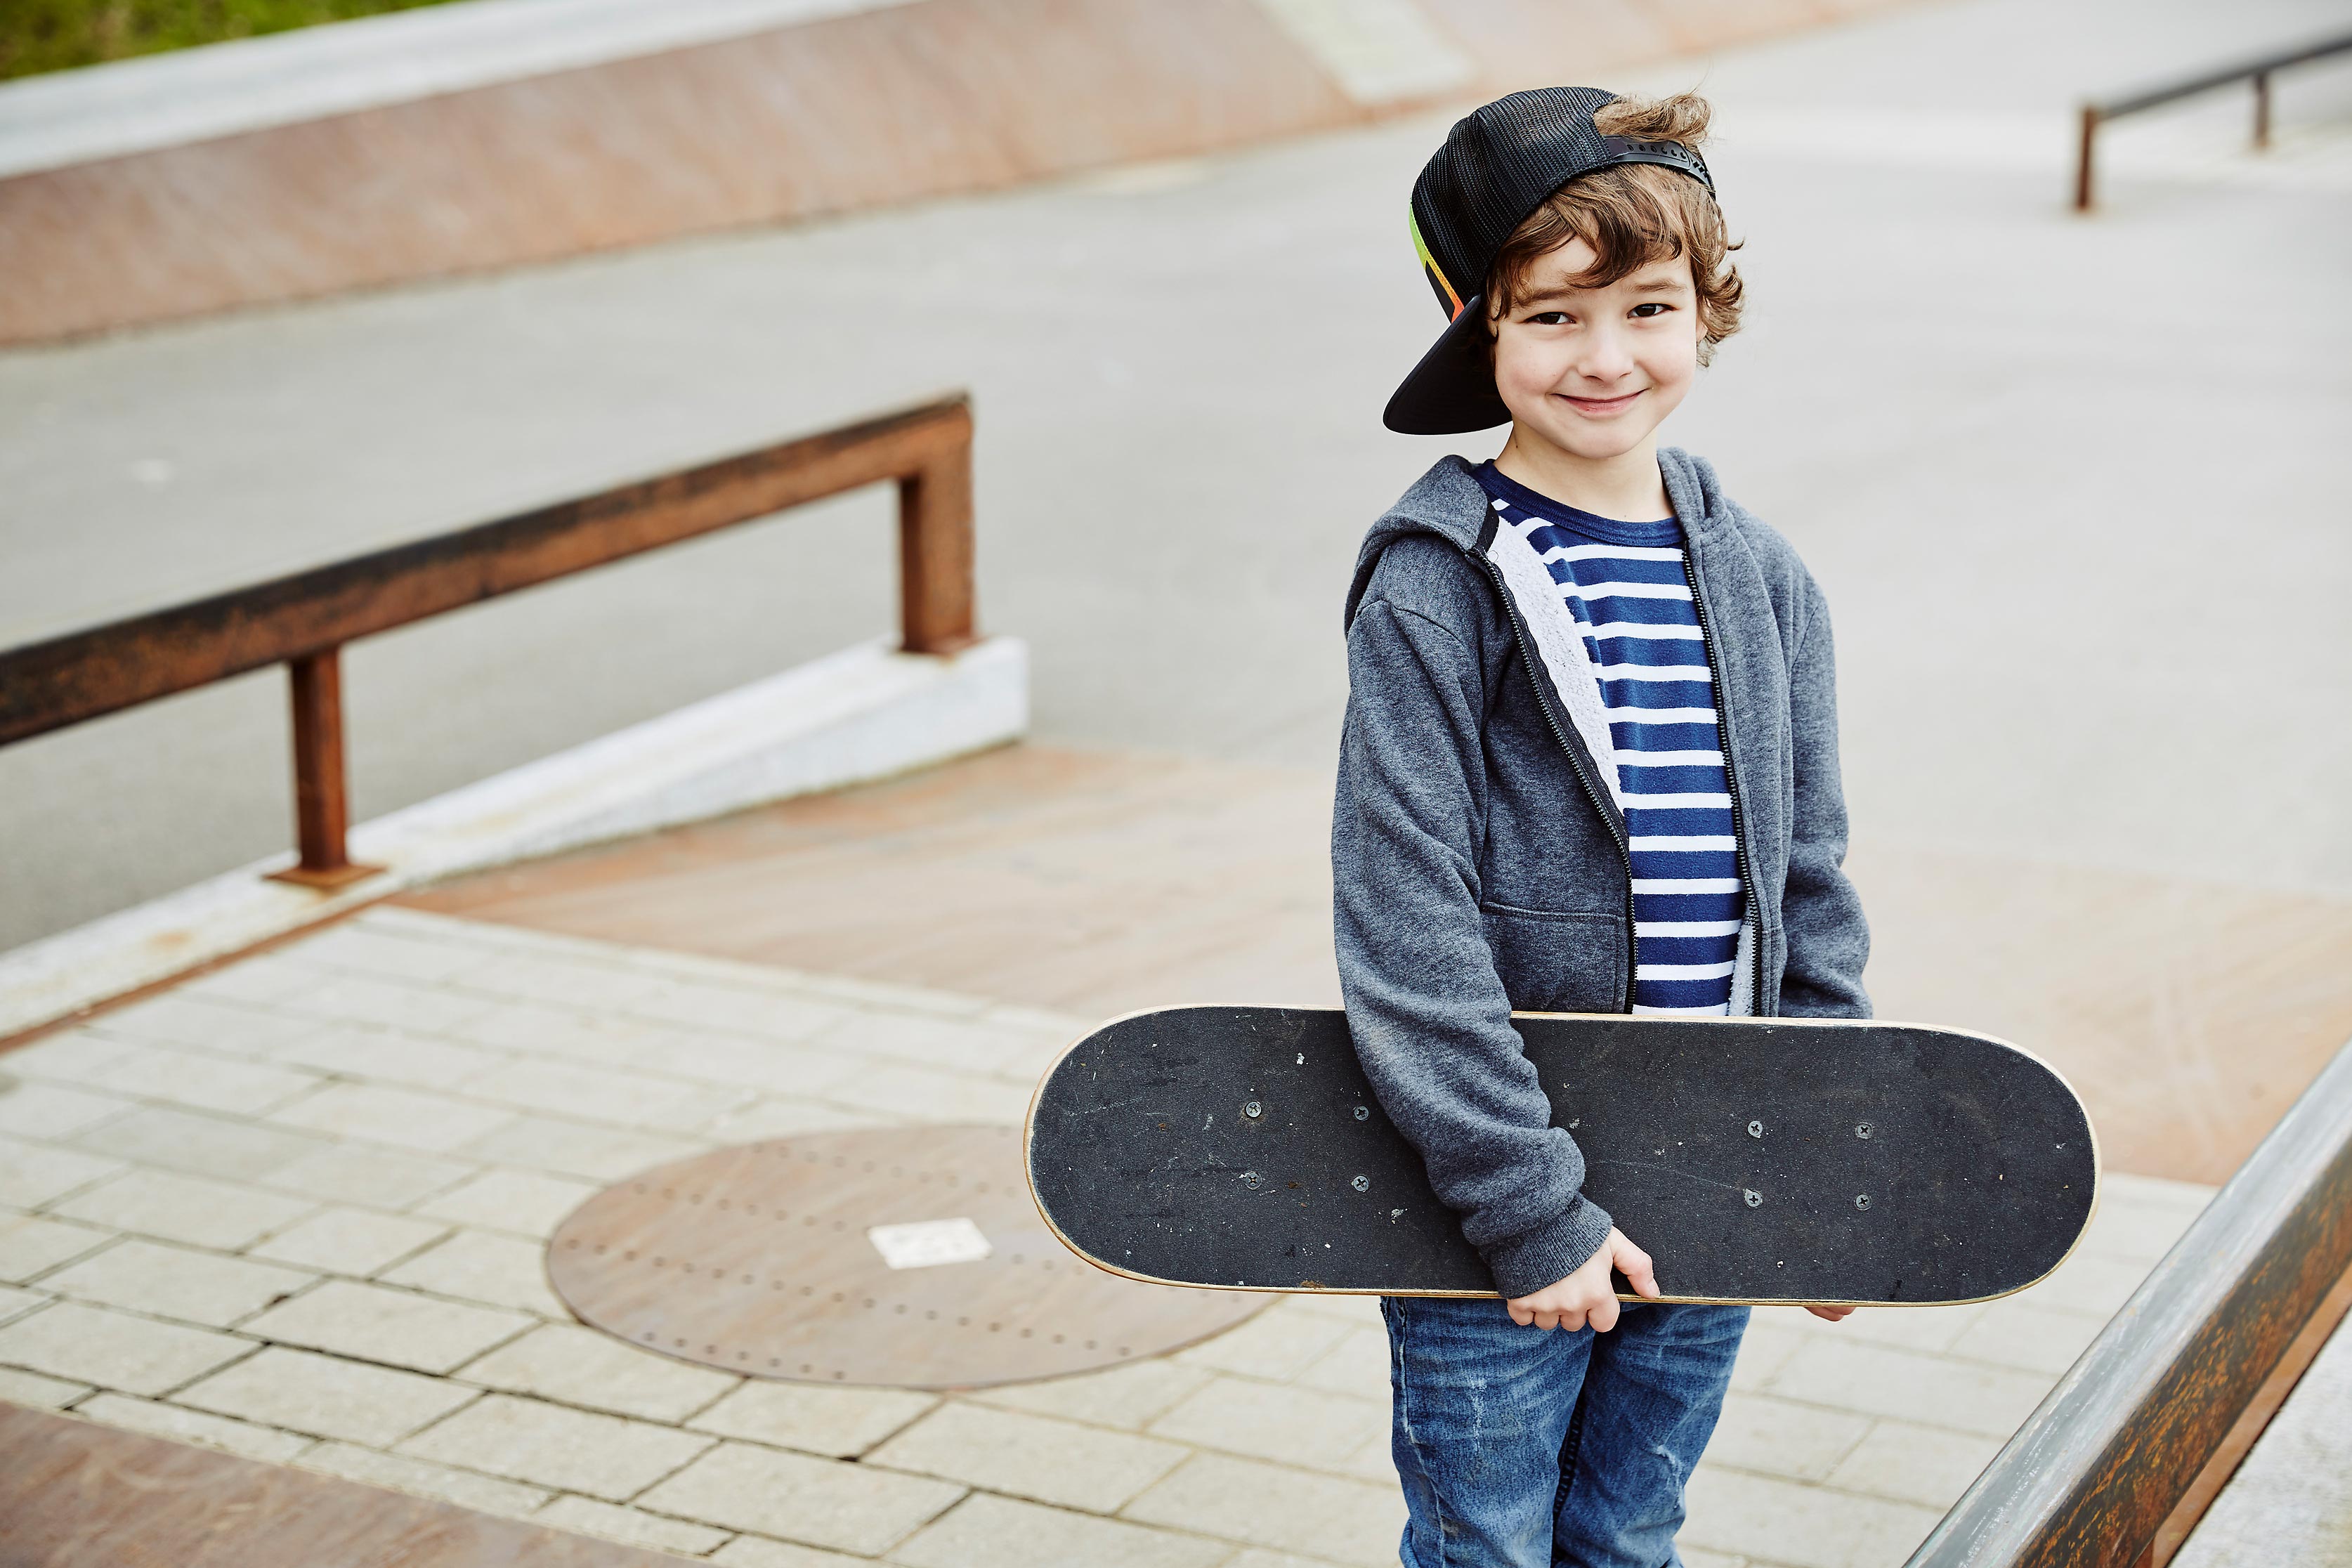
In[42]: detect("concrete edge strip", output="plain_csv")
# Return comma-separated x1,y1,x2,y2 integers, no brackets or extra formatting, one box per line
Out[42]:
0,634,1028,1043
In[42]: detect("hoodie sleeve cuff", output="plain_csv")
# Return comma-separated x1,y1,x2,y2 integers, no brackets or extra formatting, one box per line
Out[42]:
1482,1196,1615,1301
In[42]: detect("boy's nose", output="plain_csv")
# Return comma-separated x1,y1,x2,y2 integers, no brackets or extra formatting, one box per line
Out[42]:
1569,325,1637,383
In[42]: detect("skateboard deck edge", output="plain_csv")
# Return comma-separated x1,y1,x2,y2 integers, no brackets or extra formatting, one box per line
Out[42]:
1026,1005,2103,1308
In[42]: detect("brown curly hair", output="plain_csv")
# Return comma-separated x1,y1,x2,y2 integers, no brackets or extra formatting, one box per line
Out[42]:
1485,92,1744,364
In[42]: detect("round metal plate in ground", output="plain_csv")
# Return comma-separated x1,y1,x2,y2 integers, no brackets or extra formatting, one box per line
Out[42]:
547,1125,1270,1389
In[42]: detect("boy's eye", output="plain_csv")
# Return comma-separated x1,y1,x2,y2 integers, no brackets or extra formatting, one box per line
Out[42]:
1629,302,1673,318
1529,311,1572,325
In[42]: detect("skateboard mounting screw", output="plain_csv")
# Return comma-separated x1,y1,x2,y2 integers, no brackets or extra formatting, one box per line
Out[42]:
1855,1194,1871,1210
1855,1123,1874,1139
1352,1175,1370,1192
1241,1172,1262,1190
1743,1189,1763,1208
1243,1102,1262,1119
1354,1106,1370,1121
1747,1121,1763,1138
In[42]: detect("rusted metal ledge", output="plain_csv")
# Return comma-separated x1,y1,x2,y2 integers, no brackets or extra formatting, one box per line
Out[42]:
2138,1259,2352,1564
2074,30,2352,209
0,393,974,743
1904,1033,2352,1567
0,392,977,883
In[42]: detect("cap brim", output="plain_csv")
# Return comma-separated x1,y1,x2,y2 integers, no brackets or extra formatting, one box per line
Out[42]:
1383,294,1510,436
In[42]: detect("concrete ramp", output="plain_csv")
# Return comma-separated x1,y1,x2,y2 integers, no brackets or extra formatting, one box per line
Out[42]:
0,0,1912,345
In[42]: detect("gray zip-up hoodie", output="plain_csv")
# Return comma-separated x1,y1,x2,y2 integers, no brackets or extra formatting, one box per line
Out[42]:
1332,450,1871,1299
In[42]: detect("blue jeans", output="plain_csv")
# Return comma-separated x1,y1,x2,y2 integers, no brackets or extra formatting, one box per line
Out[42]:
1382,1296,1748,1568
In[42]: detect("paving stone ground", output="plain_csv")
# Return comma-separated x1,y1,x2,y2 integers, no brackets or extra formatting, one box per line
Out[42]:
0,908,2212,1567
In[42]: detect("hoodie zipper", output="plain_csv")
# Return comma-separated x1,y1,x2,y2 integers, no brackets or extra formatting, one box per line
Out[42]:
1467,544,1642,1014
1679,547,1767,1016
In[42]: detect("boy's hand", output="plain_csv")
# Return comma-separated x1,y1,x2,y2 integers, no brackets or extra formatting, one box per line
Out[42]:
1507,1227,1659,1332
1806,1305,1855,1322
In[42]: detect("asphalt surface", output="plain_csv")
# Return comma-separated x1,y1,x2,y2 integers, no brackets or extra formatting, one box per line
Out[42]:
4,0,2349,950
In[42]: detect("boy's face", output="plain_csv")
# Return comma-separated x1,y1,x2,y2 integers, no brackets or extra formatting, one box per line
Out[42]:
1488,240,1701,464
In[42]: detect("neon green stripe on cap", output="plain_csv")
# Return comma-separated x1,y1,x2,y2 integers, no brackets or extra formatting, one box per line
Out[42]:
1409,209,1465,320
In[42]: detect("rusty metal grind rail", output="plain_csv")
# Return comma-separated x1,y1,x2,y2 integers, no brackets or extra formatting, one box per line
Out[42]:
1904,1033,2352,1568
0,393,976,889
2074,30,2352,210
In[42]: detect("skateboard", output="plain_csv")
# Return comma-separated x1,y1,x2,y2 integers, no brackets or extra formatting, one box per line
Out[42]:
1026,1007,2098,1305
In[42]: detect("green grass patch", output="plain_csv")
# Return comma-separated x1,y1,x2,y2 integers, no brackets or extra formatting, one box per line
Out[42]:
1,0,466,82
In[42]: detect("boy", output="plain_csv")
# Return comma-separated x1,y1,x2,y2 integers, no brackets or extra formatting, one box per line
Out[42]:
1333,87,1871,1566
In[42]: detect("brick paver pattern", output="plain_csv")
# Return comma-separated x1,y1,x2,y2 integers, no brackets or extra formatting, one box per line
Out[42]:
0,909,2211,1567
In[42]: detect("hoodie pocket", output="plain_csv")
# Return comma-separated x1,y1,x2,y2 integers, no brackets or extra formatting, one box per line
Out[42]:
1477,905,1628,1014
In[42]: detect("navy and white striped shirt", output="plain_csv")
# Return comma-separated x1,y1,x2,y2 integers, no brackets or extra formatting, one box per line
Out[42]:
1477,463,1746,1015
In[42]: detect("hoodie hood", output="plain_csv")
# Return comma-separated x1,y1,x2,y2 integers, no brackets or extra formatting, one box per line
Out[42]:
1343,447,1734,632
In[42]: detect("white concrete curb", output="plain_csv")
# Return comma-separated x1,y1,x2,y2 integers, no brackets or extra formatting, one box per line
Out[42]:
0,634,1026,1040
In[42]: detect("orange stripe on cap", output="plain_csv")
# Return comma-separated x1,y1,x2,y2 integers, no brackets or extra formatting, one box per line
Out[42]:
1409,209,1465,320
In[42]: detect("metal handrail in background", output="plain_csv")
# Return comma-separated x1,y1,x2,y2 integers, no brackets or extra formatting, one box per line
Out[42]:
1905,1034,2352,1567
0,393,977,888
2075,30,2352,209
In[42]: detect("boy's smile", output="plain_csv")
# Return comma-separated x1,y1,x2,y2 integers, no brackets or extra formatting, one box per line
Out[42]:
1555,389,1643,417
1488,238,1702,516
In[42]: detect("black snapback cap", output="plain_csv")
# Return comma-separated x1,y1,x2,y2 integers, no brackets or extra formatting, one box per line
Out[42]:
1385,86,1715,436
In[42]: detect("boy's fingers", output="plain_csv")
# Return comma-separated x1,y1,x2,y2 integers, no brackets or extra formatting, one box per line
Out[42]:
1508,1302,1534,1326
1609,1234,1657,1289
1589,1295,1620,1333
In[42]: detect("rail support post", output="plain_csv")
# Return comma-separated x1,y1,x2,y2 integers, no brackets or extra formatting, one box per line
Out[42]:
2075,103,2101,211
896,413,978,656
267,647,381,889
2253,70,2272,148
